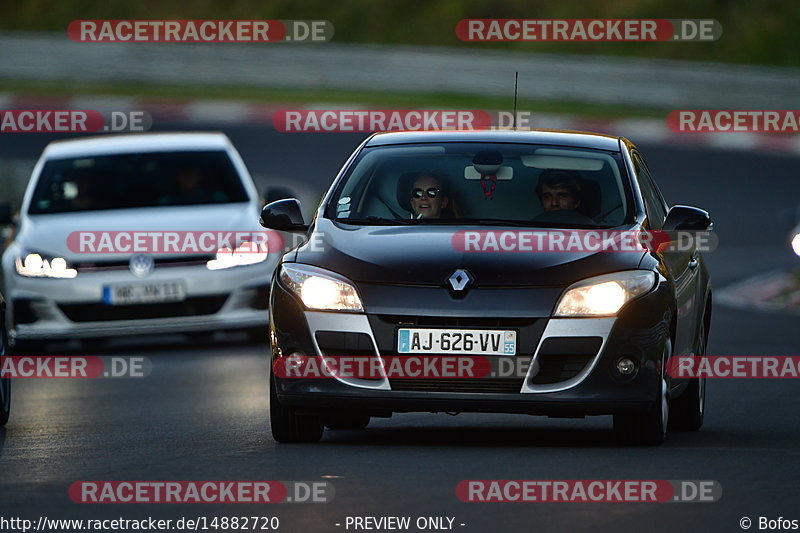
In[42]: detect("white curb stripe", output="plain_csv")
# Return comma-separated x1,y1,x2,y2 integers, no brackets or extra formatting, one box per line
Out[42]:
3,92,800,155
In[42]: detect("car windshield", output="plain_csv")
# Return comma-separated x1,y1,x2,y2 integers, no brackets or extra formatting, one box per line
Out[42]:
28,150,249,214
327,143,632,227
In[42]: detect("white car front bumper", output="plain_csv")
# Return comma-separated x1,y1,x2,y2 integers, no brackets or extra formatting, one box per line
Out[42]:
6,259,274,341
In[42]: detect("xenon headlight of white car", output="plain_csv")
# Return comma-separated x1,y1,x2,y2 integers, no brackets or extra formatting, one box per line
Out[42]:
554,270,657,317
792,231,800,258
15,252,78,279
280,263,364,312
206,241,269,270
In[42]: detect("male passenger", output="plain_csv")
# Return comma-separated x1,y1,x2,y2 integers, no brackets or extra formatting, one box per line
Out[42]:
536,169,582,212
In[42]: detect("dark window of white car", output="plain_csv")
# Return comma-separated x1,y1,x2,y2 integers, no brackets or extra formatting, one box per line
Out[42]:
326,143,633,228
28,151,248,214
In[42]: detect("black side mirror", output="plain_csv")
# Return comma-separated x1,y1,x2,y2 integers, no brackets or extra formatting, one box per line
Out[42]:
263,186,296,205
662,205,712,231
0,202,12,225
260,198,308,232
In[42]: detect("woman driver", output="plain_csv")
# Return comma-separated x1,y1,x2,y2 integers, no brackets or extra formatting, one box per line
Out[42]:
410,174,450,219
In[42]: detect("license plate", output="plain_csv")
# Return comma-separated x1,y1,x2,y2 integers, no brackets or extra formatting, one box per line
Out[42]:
103,282,186,305
397,328,516,355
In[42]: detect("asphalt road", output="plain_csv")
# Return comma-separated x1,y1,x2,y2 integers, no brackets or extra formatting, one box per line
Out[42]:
1,124,800,533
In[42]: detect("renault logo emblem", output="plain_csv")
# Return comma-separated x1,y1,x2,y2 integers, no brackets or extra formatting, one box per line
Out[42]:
129,254,155,278
448,269,473,291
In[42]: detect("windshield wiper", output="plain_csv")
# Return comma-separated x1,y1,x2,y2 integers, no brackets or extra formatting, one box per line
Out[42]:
467,219,615,229
470,219,541,227
334,217,615,228
334,216,418,225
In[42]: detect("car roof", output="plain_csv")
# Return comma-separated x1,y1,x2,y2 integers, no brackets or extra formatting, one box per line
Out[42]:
364,129,622,151
42,132,233,159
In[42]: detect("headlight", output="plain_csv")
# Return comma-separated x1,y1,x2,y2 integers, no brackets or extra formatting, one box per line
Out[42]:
792,232,800,257
554,270,656,317
280,264,363,312
206,241,268,270
15,253,77,279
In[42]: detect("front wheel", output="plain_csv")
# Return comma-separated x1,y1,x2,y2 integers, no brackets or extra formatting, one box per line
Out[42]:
269,374,323,443
668,377,705,431
669,322,707,431
613,339,670,446
324,411,370,430
0,375,9,427
9,339,48,356
0,325,11,426
243,327,266,344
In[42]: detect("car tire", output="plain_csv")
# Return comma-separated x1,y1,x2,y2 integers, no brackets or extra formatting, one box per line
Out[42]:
0,324,11,427
0,374,9,427
243,327,266,344
324,412,370,430
9,339,48,356
189,331,217,345
81,338,109,352
269,374,323,443
613,338,670,446
669,322,707,432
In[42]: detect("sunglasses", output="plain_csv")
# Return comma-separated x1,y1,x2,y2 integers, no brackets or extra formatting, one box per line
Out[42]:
411,187,441,199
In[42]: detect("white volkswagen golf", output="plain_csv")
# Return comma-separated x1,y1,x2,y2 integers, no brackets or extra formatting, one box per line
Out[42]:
1,133,281,351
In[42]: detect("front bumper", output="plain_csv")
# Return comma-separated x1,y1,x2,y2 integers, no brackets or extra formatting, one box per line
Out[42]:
6,262,272,341
269,275,674,417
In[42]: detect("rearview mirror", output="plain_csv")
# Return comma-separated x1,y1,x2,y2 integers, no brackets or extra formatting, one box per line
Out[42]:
260,198,308,232
662,205,712,231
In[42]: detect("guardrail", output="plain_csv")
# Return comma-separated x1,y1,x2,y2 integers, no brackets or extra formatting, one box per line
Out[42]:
1,31,799,108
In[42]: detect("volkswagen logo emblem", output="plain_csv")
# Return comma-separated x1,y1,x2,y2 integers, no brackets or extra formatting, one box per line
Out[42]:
129,254,155,278
448,269,473,291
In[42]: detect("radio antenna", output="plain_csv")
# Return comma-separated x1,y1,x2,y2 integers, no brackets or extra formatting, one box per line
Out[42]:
512,71,519,130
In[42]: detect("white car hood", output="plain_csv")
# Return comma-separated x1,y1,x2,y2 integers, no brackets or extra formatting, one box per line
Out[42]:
15,203,262,260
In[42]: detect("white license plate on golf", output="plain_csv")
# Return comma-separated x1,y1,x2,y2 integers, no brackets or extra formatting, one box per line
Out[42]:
397,328,516,355
103,282,186,305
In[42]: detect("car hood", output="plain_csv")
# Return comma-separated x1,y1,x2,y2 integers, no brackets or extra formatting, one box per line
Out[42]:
294,218,647,288
14,203,260,260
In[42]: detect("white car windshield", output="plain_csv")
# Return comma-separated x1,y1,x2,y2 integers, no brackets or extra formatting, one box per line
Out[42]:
28,150,249,214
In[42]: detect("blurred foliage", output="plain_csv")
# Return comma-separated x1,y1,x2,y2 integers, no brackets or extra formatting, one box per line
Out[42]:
1,0,799,66
0,79,670,118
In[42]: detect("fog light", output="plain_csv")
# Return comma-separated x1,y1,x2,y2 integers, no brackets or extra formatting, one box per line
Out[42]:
286,352,307,366
615,357,636,376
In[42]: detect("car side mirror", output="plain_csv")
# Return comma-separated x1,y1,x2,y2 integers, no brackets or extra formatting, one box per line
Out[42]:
260,198,308,232
662,205,712,231
0,202,12,225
